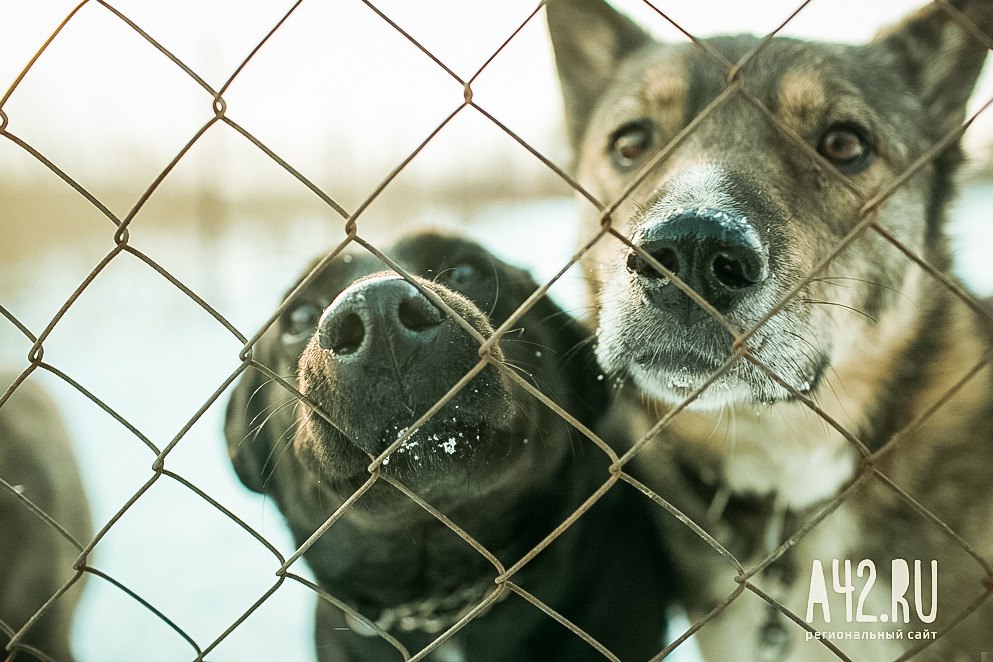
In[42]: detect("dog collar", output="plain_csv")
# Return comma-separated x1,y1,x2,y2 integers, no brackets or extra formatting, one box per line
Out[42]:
344,577,502,638
674,458,802,661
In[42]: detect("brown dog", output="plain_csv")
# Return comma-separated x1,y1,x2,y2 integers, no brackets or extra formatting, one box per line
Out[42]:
547,0,993,660
1,375,91,662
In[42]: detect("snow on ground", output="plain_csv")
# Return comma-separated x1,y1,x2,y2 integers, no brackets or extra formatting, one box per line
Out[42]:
1,187,990,661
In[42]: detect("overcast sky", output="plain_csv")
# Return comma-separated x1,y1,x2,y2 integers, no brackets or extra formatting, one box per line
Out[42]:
1,0,990,200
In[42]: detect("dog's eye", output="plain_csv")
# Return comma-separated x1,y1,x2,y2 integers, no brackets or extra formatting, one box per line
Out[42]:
818,126,871,173
282,302,323,345
441,262,477,289
609,120,655,169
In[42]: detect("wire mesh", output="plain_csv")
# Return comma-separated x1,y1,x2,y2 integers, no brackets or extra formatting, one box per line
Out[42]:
1,1,991,661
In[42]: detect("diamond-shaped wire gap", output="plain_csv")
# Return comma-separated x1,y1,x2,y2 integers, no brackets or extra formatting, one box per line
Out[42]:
0,2,215,219
617,472,752,662
156,470,318,662
197,578,320,662
0,137,123,338
267,469,506,661
218,0,464,216
722,84,993,387
117,120,355,335
73,564,201,660
162,387,308,564
362,0,540,83
340,111,604,356
500,476,677,660
345,228,622,472
36,247,244,444
7,363,160,556
744,231,989,452
77,474,289,658
98,0,297,91
340,104,599,312
298,360,636,652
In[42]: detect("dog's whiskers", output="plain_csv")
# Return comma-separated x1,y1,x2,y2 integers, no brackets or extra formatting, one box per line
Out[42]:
801,299,877,323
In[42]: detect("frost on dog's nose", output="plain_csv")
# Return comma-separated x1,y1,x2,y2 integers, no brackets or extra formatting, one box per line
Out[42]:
629,207,769,313
318,275,443,357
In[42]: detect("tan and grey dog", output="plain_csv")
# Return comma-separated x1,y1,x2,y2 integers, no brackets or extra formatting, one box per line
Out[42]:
547,0,993,660
1,375,91,662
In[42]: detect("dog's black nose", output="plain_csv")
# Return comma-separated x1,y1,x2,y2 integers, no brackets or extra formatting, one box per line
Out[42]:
319,276,443,356
628,208,768,311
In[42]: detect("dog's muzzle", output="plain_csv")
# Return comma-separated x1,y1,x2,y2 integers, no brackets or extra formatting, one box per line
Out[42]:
627,207,769,315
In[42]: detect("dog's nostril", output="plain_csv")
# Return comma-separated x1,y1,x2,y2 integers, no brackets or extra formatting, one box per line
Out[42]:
652,247,681,276
320,311,365,354
627,246,681,279
397,294,443,332
711,252,766,289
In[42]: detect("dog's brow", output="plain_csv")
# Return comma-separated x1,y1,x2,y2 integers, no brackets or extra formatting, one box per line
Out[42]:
776,70,828,130
639,60,688,115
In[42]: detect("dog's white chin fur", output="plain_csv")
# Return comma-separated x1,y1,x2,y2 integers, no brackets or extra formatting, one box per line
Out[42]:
627,364,755,410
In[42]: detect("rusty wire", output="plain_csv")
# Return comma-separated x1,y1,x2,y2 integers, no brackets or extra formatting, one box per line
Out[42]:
1,0,992,661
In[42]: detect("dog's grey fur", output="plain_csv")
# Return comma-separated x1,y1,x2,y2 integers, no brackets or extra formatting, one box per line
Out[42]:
1,375,91,662
547,1,993,659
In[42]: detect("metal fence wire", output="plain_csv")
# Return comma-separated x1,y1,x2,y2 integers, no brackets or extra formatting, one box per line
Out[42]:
2,0,993,661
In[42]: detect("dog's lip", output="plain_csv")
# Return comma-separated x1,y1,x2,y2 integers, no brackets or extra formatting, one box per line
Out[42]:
633,344,725,373
629,356,829,405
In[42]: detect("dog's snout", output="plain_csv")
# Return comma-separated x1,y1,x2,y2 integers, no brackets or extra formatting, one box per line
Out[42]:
628,208,768,311
319,277,442,356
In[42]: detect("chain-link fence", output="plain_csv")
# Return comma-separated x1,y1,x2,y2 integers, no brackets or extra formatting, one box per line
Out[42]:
1,0,992,661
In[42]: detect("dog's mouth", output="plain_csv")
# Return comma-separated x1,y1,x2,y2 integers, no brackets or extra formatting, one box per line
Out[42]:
376,416,510,477
611,340,829,409
296,366,520,488
296,394,528,521
630,361,825,407
598,306,829,409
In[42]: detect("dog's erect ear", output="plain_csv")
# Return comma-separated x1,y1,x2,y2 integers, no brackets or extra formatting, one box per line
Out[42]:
224,364,276,494
873,0,991,133
546,0,652,147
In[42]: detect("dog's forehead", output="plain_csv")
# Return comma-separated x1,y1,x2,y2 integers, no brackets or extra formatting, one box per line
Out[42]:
295,234,520,304
605,36,889,125
389,233,489,272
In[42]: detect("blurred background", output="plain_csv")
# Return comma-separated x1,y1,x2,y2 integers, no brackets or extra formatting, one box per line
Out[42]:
1,1,991,660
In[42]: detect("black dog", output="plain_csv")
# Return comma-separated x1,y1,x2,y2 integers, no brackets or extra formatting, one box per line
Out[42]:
224,231,672,661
